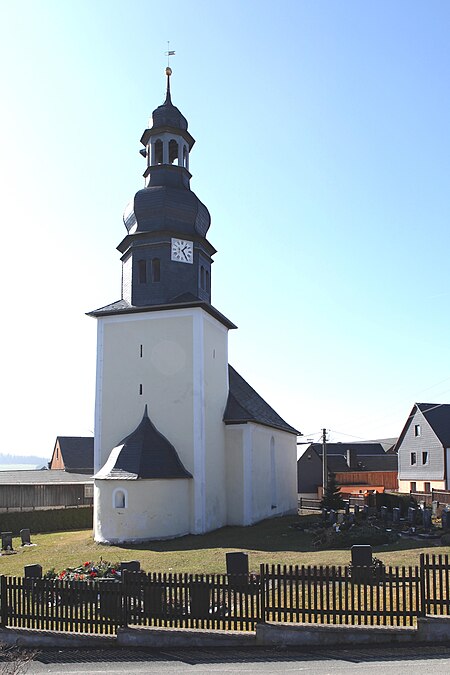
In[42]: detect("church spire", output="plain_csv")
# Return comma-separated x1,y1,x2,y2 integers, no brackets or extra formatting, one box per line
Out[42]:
164,66,172,105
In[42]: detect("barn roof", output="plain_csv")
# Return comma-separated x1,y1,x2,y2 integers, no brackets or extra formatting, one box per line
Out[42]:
55,437,94,473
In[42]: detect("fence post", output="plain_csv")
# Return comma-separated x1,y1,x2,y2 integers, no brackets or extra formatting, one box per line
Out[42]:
259,564,266,624
0,576,7,627
419,553,426,618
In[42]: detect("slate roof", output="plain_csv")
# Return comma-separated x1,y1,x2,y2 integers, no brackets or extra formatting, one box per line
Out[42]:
87,298,237,330
95,406,192,480
223,365,300,435
55,437,94,473
312,442,387,457
0,470,92,485
327,454,398,473
417,403,450,447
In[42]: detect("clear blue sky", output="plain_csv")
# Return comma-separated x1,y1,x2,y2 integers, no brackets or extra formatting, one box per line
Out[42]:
1,0,450,456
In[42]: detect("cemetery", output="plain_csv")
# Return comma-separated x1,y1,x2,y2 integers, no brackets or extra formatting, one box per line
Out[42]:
0,504,449,639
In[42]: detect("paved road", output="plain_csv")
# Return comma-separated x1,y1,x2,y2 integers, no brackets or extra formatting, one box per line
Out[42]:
6,644,450,674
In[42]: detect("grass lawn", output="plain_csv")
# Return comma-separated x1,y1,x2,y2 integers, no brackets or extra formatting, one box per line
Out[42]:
0,514,448,577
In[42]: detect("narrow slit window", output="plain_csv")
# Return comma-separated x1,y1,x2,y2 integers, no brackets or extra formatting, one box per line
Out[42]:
415,424,421,437
138,259,147,284
410,452,417,465
140,344,143,358
152,258,160,282
139,384,143,395
206,269,210,293
422,451,429,465
200,266,205,289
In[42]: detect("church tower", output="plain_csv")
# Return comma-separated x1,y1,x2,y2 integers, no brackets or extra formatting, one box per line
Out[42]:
120,67,214,308
89,69,235,543
89,68,299,544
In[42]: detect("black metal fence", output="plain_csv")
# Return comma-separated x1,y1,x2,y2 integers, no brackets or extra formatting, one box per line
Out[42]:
0,554,449,634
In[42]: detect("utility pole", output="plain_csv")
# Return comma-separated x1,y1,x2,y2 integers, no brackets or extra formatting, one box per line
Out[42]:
322,428,328,497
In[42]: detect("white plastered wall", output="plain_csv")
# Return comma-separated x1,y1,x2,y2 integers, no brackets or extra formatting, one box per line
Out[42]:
94,307,229,540
225,423,298,526
93,479,190,543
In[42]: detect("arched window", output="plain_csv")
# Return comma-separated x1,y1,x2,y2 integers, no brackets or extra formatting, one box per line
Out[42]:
154,139,163,164
138,259,147,284
113,488,127,509
183,145,188,168
152,258,160,282
200,266,205,290
270,437,277,509
169,139,179,164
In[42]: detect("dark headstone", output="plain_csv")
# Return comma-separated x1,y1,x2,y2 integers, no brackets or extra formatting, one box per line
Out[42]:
120,560,140,572
1,532,13,551
423,509,432,531
362,505,369,518
392,507,400,524
380,506,388,522
328,510,337,525
354,504,360,516
345,503,350,515
24,564,42,578
20,529,31,545
442,510,450,530
408,507,416,524
226,552,249,576
351,545,373,567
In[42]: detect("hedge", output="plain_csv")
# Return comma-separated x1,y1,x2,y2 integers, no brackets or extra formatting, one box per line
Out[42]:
0,506,93,535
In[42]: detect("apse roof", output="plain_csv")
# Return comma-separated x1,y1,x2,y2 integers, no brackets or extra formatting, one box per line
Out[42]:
224,365,300,436
95,406,192,481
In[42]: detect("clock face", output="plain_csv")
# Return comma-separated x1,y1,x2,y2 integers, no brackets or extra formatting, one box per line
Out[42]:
171,238,193,264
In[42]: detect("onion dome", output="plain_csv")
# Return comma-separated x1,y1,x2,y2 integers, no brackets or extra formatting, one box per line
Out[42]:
95,406,192,480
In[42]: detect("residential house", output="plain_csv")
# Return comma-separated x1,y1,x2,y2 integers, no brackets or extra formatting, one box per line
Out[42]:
49,437,94,474
298,441,398,498
396,403,450,493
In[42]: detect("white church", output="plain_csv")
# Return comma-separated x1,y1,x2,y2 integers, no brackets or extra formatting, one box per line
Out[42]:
88,68,300,543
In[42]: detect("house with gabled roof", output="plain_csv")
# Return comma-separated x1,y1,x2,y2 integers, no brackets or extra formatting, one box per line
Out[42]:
49,437,94,474
298,441,398,497
396,403,450,493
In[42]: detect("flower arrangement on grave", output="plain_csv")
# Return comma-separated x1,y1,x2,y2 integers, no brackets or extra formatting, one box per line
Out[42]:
43,559,121,581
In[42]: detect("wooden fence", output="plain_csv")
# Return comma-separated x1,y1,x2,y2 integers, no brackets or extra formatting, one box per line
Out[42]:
0,554,448,634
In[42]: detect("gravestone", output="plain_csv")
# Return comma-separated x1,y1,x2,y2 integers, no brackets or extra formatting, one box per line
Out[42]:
1,532,13,551
392,507,400,524
363,505,369,518
432,501,439,517
120,560,140,572
354,504,360,516
345,503,350,515
408,507,416,524
351,545,373,567
380,506,388,522
423,509,432,531
20,529,32,546
337,512,345,525
442,510,450,530
346,513,355,525
24,564,42,578
226,552,249,576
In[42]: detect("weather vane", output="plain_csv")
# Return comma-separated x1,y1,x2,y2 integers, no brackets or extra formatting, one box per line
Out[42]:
165,41,175,70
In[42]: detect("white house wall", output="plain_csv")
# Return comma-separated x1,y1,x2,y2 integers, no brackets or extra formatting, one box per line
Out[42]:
93,479,190,543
